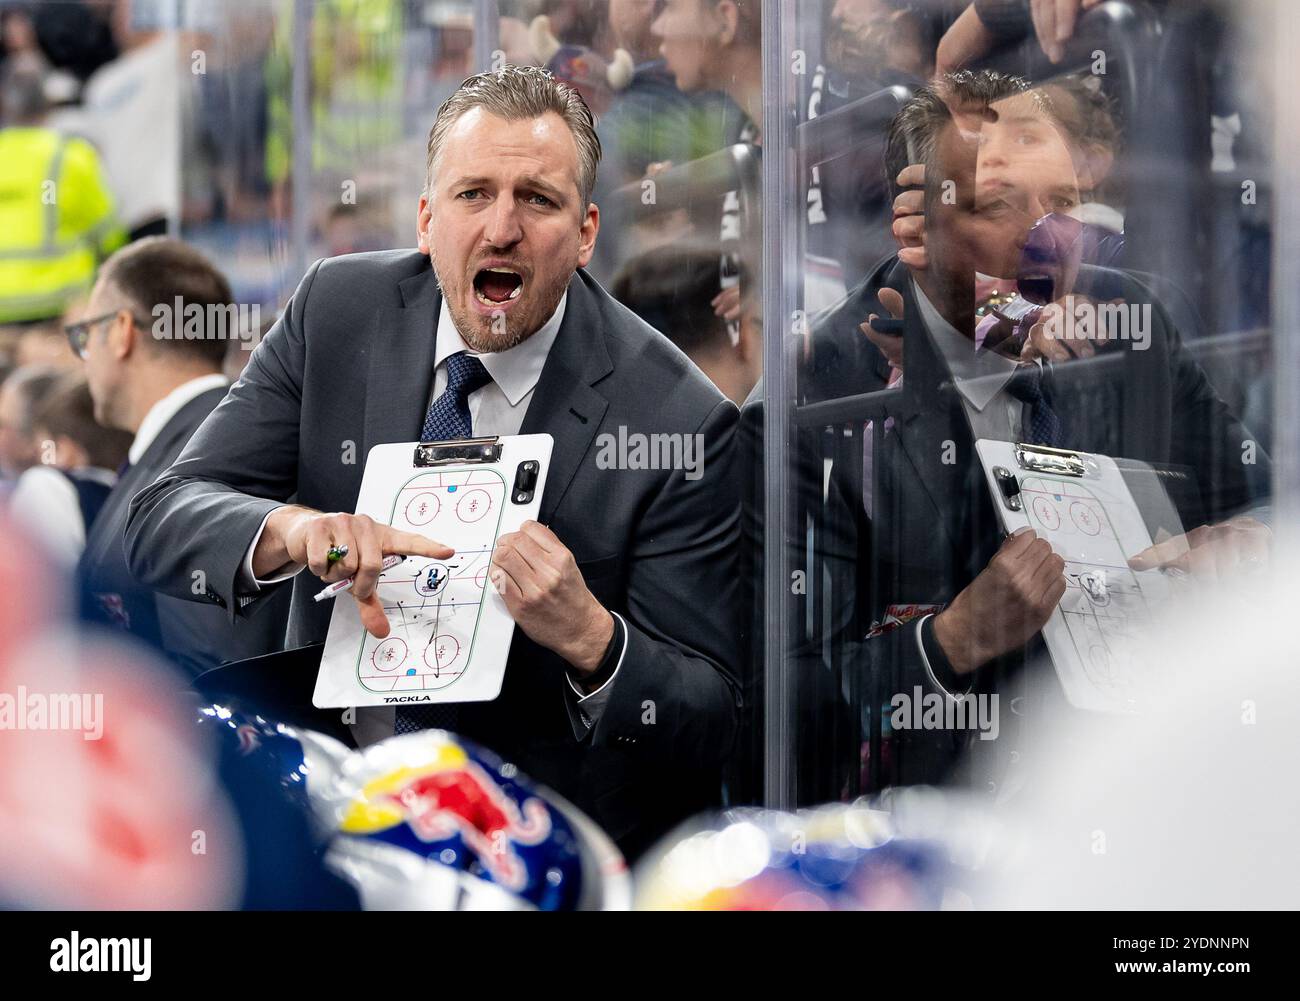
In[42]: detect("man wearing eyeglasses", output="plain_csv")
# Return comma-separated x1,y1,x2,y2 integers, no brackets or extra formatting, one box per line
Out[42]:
70,236,285,676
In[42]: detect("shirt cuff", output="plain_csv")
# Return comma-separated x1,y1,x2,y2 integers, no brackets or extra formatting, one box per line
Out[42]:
915,613,974,700
238,507,306,594
564,611,628,732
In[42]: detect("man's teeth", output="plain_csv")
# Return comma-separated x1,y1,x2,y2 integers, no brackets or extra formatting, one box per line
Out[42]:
475,290,522,304
474,274,523,305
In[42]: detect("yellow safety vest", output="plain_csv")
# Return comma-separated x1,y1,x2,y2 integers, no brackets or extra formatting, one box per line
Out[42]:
0,127,126,323
264,0,403,186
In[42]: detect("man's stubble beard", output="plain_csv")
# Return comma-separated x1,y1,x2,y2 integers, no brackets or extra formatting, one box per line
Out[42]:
429,251,572,353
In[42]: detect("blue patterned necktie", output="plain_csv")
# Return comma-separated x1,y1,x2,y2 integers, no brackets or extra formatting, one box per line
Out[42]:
394,351,493,736
1007,362,1063,447
421,351,492,443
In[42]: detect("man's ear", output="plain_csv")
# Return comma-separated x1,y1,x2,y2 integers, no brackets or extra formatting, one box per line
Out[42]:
111,310,138,361
576,202,600,268
416,194,433,254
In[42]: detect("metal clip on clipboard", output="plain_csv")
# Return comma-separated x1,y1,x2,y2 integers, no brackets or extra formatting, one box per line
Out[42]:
992,443,1089,512
413,436,503,467
412,436,542,504
1013,443,1087,477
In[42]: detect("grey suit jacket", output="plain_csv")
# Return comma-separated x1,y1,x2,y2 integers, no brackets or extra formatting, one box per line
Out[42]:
78,386,287,676
125,249,742,856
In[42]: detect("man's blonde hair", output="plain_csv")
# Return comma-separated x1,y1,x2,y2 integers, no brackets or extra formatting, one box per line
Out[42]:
424,64,602,207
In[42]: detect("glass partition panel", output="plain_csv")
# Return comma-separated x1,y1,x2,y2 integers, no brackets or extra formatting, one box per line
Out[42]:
757,0,1278,808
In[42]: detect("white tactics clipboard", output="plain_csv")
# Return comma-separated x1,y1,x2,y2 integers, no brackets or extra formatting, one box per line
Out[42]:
975,440,1173,712
313,434,553,709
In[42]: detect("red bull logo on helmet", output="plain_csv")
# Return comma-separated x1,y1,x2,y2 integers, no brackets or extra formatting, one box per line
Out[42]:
339,744,550,891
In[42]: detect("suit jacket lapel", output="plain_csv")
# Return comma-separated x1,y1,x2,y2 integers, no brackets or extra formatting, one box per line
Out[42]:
881,273,971,550
364,267,442,448
520,271,611,524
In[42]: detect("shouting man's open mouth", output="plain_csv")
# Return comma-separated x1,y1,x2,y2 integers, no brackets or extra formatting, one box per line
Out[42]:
473,265,525,311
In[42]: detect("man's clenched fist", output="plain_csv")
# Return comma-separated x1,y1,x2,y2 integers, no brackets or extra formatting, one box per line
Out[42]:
933,528,1067,675
489,520,614,678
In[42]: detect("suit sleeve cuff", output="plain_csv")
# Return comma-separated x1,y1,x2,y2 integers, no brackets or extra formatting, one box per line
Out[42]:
238,507,306,594
916,613,974,699
563,611,628,735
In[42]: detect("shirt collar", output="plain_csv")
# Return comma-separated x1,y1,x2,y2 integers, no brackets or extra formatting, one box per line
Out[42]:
434,291,567,408
912,279,1018,413
130,373,229,465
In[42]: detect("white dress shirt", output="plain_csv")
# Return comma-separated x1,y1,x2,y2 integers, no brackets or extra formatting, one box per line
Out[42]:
129,373,231,465
8,465,115,568
238,291,625,741
426,291,566,429
913,280,1025,442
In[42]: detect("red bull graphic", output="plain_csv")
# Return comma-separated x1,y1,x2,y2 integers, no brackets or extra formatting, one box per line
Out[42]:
339,744,551,892
195,717,623,910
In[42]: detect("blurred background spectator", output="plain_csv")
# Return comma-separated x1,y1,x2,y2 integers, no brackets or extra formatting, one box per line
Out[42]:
0,363,61,479
6,370,129,568
803,1,942,303
650,0,763,345
0,64,124,326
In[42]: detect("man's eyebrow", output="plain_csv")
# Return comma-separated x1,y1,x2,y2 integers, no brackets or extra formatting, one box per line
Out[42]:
517,174,569,202
448,175,490,190
446,174,569,202
1001,113,1052,128
1050,183,1081,201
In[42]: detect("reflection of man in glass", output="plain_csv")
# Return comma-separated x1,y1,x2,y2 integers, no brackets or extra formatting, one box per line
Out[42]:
974,90,1084,280
897,81,1085,333
804,71,1270,790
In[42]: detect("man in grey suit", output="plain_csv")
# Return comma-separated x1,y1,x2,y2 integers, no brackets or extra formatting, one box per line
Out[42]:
71,237,286,676
126,66,741,857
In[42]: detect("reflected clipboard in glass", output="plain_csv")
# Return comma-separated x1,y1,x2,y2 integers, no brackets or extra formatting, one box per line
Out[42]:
975,440,1175,713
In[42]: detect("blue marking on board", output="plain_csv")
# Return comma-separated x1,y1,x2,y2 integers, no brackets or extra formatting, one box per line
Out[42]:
406,669,416,676
448,485,458,492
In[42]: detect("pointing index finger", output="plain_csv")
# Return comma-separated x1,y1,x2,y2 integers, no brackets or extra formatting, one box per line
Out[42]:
381,525,455,560
1128,533,1191,571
